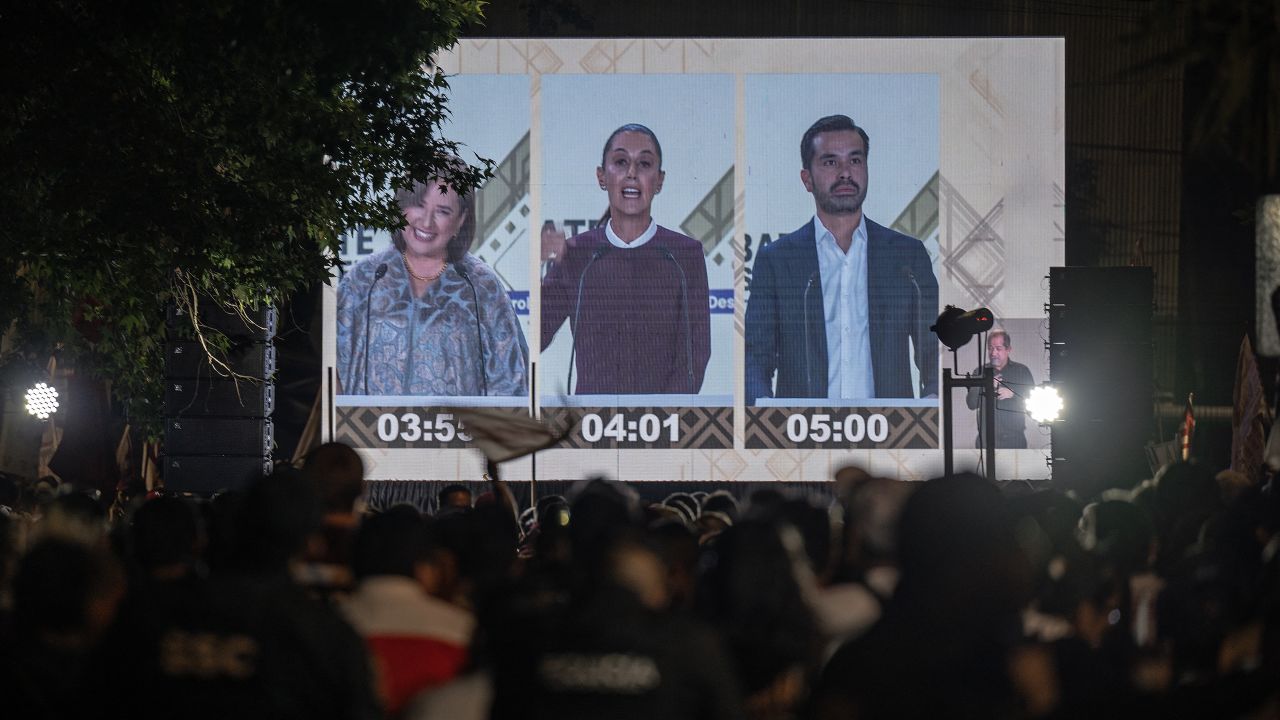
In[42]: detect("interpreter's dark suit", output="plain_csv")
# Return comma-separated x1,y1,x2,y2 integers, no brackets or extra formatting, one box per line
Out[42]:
744,218,939,404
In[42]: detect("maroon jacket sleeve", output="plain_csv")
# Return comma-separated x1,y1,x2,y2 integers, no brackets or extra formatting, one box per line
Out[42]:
540,239,580,351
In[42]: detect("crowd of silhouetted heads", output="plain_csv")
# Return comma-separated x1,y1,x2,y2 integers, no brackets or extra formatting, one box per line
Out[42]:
0,447,1277,719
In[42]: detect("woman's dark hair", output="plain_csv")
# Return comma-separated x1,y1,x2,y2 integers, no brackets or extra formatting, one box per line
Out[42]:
391,158,477,263
695,518,818,693
600,123,663,169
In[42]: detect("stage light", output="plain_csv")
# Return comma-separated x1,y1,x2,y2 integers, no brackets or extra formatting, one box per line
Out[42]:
25,382,59,419
1027,384,1063,424
929,305,994,351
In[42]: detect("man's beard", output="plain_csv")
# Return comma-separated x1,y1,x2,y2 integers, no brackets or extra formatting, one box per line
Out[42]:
816,183,864,215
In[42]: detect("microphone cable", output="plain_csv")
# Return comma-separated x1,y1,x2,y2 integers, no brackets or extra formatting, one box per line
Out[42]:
803,269,821,397
568,244,613,393
903,264,924,396
454,263,489,396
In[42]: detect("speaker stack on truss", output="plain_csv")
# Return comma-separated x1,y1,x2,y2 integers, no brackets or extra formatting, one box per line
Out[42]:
1048,267,1153,496
163,303,277,494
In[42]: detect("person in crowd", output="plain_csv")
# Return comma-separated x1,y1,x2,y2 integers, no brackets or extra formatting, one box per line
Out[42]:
807,476,913,658
0,538,126,719
745,114,938,404
648,519,700,613
128,495,204,582
38,489,110,546
342,506,476,717
813,473,1038,718
299,441,368,599
663,491,700,526
438,483,474,512
112,470,381,720
541,124,712,395
1149,461,1223,577
337,164,528,396
965,329,1035,448
696,490,738,544
696,517,818,719
487,479,744,720
4,451,1280,719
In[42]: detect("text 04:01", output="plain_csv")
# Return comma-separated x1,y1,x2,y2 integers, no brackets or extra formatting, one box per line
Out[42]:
581,413,680,443
786,413,889,444
376,413,472,443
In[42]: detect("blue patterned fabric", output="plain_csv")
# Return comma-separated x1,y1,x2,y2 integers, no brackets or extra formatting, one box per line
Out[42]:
337,248,528,396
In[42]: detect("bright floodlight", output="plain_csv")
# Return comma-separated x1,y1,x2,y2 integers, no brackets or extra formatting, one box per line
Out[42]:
25,382,59,419
1027,384,1063,424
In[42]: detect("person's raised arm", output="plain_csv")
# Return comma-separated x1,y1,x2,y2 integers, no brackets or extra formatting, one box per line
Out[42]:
540,223,572,351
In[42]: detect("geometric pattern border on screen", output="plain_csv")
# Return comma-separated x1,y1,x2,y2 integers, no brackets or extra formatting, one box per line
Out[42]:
744,406,939,449
681,166,735,257
541,406,732,449
939,175,1005,317
891,171,940,242
474,131,530,251
336,406,532,449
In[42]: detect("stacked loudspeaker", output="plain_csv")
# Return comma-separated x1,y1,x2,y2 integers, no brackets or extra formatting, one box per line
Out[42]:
1048,267,1153,496
164,303,277,494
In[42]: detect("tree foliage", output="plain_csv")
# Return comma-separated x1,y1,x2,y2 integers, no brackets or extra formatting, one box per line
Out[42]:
0,0,489,433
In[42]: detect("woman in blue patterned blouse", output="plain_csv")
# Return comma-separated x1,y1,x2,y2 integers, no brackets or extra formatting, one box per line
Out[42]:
337,175,528,396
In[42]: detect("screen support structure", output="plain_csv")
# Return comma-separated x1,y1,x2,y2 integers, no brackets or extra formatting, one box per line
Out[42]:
942,367,997,482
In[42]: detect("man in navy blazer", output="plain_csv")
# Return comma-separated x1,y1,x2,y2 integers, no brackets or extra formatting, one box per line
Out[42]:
745,115,938,405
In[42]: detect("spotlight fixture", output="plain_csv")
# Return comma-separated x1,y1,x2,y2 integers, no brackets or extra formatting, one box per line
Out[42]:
1027,384,1063,424
25,382,59,419
929,305,994,351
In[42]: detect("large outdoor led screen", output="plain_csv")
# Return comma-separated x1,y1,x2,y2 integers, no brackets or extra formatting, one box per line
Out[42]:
323,38,1065,482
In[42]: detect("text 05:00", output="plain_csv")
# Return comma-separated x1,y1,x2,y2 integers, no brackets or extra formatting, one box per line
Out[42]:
581,413,680,443
785,413,889,444
376,413,472,443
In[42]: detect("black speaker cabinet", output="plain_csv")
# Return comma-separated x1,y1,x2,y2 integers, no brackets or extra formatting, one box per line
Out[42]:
164,455,271,494
166,379,274,418
166,302,277,342
164,417,272,456
1048,267,1154,493
165,341,276,379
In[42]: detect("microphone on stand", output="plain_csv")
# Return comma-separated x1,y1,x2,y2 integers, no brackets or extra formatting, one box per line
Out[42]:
802,270,821,397
903,264,924,396
362,263,388,395
568,244,613,393
454,263,489,396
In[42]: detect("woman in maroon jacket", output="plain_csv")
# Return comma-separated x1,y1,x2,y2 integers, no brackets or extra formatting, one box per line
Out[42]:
541,124,711,395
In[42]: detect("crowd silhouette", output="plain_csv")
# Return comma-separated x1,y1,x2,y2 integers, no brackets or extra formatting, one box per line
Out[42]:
0,445,1277,719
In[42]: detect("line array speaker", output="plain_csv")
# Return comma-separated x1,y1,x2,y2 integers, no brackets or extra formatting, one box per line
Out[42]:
162,300,277,494
166,302,277,342
165,417,273,456
166,341,276,379
1048,267,1153,494
166,379,275,418
164,455,272,495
